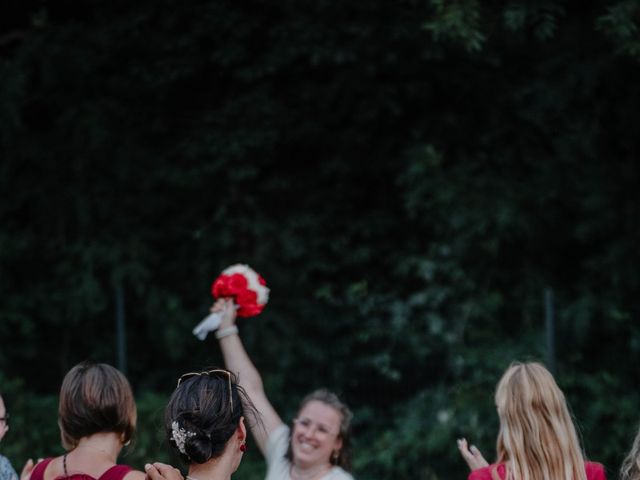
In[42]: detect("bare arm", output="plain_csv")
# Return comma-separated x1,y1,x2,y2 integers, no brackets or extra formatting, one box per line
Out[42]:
214,299,284,456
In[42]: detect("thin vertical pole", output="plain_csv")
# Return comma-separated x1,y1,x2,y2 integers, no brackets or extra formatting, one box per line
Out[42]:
115,282,127,375
544,287,556,375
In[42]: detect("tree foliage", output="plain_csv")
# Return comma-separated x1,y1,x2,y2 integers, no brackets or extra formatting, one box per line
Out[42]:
1,1,640,479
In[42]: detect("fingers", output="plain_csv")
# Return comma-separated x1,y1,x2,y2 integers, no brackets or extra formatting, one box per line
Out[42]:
210,297,238,328
218,298,237,327
457,437,468,451
224,298,235,313
457,438,488,471
457,438,473,463
210,298,226,313
470,444,489,468
144,463,183,480
20,459,34,480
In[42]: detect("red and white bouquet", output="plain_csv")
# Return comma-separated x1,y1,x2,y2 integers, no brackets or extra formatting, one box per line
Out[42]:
192,264,269,340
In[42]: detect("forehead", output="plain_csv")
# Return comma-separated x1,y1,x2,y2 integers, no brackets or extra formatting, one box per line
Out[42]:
298,400,342,427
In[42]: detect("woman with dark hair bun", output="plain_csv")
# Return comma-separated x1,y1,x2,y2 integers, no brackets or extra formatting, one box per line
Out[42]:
148,368,259,480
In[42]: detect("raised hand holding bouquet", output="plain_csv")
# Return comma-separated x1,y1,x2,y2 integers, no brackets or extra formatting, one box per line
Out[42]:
192,264,269,340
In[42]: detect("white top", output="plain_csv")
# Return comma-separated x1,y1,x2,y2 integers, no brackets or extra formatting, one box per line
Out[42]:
265,425,354,480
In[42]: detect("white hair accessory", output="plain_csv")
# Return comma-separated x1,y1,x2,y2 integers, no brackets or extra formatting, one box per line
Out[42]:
171,421,196,455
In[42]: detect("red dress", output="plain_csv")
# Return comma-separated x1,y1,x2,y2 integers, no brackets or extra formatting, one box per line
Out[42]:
30,458,132,480
469,461,606,480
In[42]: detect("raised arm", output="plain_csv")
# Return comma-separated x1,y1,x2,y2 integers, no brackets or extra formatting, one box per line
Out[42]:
213,298,284,455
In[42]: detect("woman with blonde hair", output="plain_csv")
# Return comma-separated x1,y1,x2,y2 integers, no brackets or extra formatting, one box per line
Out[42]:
457,361,606,480
620,424,640,480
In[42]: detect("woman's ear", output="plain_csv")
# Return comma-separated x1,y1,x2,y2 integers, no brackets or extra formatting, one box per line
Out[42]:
237,416,247,442
333,435,343,452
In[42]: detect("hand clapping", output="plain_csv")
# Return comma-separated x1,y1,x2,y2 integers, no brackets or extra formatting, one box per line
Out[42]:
457,438,489,471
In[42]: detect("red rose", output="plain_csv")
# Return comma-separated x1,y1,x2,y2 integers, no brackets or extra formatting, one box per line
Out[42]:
228,273,248,293
236,289,257,306
212,277,229,298
239,302,264,317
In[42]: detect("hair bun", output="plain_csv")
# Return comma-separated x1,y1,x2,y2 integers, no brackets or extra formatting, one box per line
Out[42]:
166,369,259,465
184,431,214,464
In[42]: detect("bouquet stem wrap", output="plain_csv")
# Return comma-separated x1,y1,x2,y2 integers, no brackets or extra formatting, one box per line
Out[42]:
192,311,223,340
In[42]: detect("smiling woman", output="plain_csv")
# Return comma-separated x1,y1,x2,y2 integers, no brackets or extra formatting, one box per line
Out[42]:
211,299,355,480
286,391,352,472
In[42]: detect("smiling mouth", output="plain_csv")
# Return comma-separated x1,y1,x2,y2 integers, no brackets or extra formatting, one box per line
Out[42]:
297,441,316,452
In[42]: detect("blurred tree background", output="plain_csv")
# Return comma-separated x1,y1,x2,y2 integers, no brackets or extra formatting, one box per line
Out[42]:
1,1,640,479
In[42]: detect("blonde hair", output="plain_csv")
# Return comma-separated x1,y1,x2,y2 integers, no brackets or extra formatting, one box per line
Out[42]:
493,362,587,480
621,424,640,480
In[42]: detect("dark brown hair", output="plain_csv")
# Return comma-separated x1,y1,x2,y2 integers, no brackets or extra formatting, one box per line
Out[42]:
58,361,137,449
165,368,259,464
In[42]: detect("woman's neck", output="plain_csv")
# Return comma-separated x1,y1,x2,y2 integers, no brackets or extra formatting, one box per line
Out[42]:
72,432,123,462
290,462,332,480
187,455,236,480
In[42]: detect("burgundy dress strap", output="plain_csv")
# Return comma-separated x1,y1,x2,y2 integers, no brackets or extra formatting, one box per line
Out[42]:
30,458,55,480
98,465,133,480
